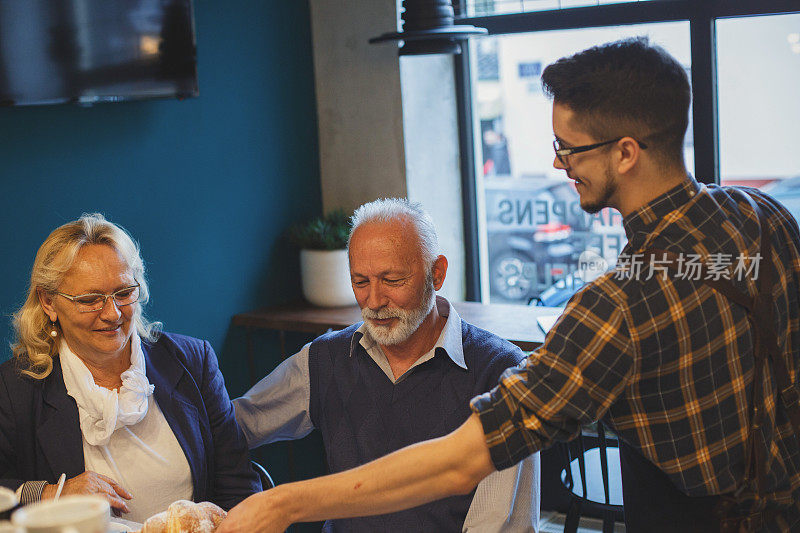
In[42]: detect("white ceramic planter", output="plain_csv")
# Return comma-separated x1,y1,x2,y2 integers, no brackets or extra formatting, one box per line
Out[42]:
300,249,357,307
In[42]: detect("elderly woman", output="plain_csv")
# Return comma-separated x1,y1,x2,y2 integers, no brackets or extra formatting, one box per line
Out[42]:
0,214,260,522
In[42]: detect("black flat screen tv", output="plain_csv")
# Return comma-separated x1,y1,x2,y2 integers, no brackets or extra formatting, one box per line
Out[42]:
0,0,198,106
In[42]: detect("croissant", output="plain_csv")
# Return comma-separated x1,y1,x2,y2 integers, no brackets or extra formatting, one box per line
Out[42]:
138,500,226,533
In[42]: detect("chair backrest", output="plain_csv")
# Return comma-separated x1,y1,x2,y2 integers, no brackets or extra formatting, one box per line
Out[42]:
559,420,623,508
251,460,275,490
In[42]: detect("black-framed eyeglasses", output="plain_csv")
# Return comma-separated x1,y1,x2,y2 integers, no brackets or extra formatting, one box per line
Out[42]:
553,137,648,166
54,283,140,313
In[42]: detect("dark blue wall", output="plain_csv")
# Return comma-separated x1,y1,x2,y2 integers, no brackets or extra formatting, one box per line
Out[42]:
0,1,321,397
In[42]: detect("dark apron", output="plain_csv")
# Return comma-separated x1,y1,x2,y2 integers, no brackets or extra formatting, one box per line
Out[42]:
628,192,800,533
619,439,722,533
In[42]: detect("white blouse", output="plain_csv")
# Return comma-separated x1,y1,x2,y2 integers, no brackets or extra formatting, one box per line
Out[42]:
59,335,193,523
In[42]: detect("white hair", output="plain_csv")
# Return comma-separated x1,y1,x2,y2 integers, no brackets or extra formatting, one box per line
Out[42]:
348,198,439,267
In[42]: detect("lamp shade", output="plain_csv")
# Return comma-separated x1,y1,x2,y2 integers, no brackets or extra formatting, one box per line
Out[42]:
369,0,487,56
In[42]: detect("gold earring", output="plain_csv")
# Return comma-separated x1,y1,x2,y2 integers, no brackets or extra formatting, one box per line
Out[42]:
50,321,58,338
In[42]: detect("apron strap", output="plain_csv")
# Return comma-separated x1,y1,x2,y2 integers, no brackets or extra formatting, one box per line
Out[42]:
639,191,800,530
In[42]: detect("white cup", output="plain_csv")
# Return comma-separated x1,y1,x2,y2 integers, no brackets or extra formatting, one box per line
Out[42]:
0,488,17,514
0,521,23,533
11,495,109,533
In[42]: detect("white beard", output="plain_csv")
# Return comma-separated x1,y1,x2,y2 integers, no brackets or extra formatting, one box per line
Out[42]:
361,275,436,346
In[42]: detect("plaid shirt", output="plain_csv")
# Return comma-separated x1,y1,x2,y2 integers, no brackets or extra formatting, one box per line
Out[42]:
472,177,800,514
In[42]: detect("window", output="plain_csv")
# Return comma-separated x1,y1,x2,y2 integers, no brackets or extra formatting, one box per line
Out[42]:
717,13,800,225
455,0,800,304
472,23,690,303
459,0,655,17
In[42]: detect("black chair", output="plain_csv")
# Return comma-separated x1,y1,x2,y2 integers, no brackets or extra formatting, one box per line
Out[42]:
251,460,275,490
558,420,624,533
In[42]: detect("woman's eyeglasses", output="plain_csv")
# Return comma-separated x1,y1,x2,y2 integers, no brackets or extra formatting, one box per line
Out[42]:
54,283,140,313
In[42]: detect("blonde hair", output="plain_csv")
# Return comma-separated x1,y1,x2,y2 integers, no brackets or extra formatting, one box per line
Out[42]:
11,213,161,379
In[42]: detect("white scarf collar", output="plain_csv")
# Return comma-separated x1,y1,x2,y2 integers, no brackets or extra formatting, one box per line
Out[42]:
59,332,155,446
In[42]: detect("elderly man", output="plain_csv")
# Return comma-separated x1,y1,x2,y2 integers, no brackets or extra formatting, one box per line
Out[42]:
233,198,539,532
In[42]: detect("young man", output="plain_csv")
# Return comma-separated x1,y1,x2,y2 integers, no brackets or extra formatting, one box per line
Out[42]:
219,38,800,533
233,199,538,531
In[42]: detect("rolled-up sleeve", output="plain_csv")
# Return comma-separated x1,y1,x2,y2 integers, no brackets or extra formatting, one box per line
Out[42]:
233,343,314,448
471,286,634,470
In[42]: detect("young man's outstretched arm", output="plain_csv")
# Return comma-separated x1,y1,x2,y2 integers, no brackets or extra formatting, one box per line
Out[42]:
217,413,496,533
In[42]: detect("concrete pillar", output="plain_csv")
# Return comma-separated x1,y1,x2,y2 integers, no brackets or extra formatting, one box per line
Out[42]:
309,0,466,300
309,0,406,213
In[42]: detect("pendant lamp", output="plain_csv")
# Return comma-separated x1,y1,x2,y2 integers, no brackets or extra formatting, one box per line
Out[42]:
369,0,487,55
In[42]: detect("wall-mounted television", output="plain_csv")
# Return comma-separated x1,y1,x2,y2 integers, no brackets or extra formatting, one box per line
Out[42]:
0,0,198,106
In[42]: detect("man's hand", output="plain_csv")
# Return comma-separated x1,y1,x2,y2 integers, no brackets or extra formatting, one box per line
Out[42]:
216,491,289,533
41,471,132,514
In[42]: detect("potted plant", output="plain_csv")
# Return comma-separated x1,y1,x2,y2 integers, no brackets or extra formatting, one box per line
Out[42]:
288,210,357,307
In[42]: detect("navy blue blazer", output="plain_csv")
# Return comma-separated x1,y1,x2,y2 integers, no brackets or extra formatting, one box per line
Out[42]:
0,332,260,510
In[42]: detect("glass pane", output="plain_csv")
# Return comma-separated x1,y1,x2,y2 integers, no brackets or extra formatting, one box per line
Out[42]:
472,22,692,304
461,0,656,18
717,13,800,224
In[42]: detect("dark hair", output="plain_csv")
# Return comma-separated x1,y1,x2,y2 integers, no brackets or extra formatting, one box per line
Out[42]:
541,36,691,167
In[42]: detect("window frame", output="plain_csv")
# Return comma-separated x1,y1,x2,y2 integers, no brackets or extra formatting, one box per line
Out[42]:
455,0,800,301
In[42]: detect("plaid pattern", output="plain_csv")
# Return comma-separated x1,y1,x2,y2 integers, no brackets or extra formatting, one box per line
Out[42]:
472,177,800,516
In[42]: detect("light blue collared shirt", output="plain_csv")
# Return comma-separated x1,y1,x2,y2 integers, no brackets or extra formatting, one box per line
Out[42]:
235,297,539,532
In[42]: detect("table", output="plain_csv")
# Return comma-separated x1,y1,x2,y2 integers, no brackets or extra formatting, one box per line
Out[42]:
232,300,562,386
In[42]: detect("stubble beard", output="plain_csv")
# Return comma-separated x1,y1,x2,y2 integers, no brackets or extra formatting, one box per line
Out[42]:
361,272,436,346
578,164,618,215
